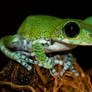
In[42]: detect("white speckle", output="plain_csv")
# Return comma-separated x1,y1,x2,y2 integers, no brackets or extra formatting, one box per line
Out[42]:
1,46,5,50
33,39,48,44
34,61,38,64
24,40,27,45
54,59,63,65
59,60,63,65
27,40,32,49
81,42,88,45
52,68,56,72
38,63,43,66
27,66,32,70
54,60,59,64
39,39,47,43
30,52,35,56
62,39,69,42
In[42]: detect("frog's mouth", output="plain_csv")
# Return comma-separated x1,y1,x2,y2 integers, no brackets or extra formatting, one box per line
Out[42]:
44,40,77,53
10,39,77,57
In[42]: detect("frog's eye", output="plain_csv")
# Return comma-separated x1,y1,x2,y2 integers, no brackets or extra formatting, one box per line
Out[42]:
62,22,80,38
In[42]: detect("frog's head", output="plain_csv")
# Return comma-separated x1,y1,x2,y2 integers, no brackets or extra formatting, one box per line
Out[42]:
56,18,92,45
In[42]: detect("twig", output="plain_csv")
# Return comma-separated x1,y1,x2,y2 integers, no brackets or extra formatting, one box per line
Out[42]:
0,81,36,92
35,65,47,85
53,77,58,92
1,88,7,92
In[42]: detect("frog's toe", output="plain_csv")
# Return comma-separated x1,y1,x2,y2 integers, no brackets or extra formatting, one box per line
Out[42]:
14,52,34,64
60,60,72,77
60,64,79,77
70,66,79,76
22,61,32,70
60,69,66,76
51,68,58,76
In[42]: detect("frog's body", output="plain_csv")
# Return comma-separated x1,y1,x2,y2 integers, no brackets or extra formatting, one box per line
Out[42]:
0,15,92,76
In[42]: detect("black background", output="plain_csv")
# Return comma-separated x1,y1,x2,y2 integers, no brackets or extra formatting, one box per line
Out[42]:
0,1,92,71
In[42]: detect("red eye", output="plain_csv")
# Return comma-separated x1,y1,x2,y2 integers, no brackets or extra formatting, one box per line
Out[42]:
62,22,80,38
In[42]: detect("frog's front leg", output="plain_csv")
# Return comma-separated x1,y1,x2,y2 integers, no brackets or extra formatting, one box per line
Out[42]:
32,40,54,69
32,41,60,77
0,35,36,70
60,54,79,76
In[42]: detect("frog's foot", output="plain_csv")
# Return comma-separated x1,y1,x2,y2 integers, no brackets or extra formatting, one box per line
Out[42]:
13,52,38,70
37,56,63,76
36,57,54,69
70,66,79,76
36,56,58,76
60,54,79,77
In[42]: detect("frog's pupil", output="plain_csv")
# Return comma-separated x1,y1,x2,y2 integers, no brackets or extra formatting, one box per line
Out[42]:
63,22,80,38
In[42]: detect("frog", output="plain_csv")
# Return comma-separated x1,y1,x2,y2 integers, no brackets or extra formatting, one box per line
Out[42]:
0,15,92,77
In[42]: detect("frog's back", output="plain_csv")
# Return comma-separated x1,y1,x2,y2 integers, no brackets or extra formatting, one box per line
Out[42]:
17,15,62,40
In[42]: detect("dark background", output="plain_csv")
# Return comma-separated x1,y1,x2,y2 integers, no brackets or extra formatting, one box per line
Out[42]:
0,1,92,71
